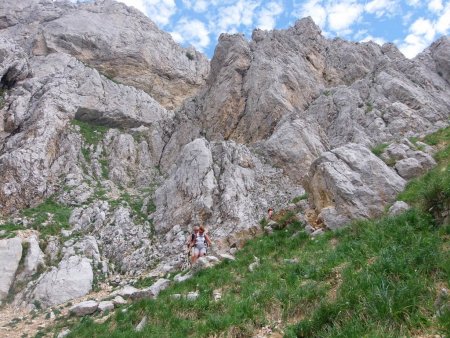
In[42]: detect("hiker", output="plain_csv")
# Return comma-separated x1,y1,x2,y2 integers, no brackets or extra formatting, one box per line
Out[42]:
187,225,212,264
268,208,274,220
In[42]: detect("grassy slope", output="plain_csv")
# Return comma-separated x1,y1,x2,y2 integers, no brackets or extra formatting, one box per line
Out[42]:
61,128,450,338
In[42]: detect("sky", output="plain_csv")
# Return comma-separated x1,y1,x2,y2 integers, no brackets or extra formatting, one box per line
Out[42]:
114,0,450,58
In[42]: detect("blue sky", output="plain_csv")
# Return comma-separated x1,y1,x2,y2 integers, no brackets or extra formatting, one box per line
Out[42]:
116,0,450,58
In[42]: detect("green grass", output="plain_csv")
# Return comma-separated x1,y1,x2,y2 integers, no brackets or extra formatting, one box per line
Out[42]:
62,208,449,338
371,143,389,157
0,222,25,239
71,119,109,146
399,126,450,224
0,198,72,240
22,198,72,238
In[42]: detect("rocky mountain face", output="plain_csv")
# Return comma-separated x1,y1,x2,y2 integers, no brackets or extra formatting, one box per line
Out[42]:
0,0,449,316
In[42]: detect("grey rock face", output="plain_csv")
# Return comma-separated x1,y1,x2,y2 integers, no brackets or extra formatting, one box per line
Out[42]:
194,17,449,152
261,117,328,183
304,143,406,229
0,237,22,301
417,36,450,84
0,43,170,213
153,138,300,255
32,255,93,306
1,0,209,110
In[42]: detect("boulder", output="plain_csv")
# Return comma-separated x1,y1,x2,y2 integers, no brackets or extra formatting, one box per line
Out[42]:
113,285,137,298
69,300,98,316
135,316,147,332
148,278,171,297
388,201,411,216
219,253,235,261
32,255,93,307
112,296,127,306
311,229,325,237
57,329,71,338
174,273,193,283
304,143,406,229
317,206,351,230
98,301,114,312
395,158,425,179
304,224,315,234
186,291,199,301
0,237,22,301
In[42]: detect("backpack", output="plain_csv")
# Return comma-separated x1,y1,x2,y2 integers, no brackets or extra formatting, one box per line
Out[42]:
189,232,208,248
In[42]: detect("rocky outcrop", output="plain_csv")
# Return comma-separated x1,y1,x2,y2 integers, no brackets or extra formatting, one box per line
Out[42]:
0,237,22,301
194,18,449,151
304,143,406,229
380,139,437,179
154,138,301,238
0,41,170,213
0,0,209,110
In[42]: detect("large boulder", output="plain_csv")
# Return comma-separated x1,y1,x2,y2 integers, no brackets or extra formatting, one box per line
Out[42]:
304,143,406,229
0,237,22,301
32,255,93,307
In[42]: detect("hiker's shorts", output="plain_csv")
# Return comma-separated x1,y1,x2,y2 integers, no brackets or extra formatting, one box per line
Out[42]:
193,247,207,256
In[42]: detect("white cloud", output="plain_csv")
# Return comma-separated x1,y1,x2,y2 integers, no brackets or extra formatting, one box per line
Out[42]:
364,0,399,17
116,0,147,14
297,0,327,27
170,18,210,51
182,0,209,12
435,2,450,33
405,0,422,7
428,0,443,13
360,35,386,45
295,0,363,33
145,0,177,26
256,1,283,30
399,17,436,58
327,1,363,32
213,0,261,34
118,0,177,27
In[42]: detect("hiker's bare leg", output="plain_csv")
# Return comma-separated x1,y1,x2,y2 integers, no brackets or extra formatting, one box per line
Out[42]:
191,248,199,263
